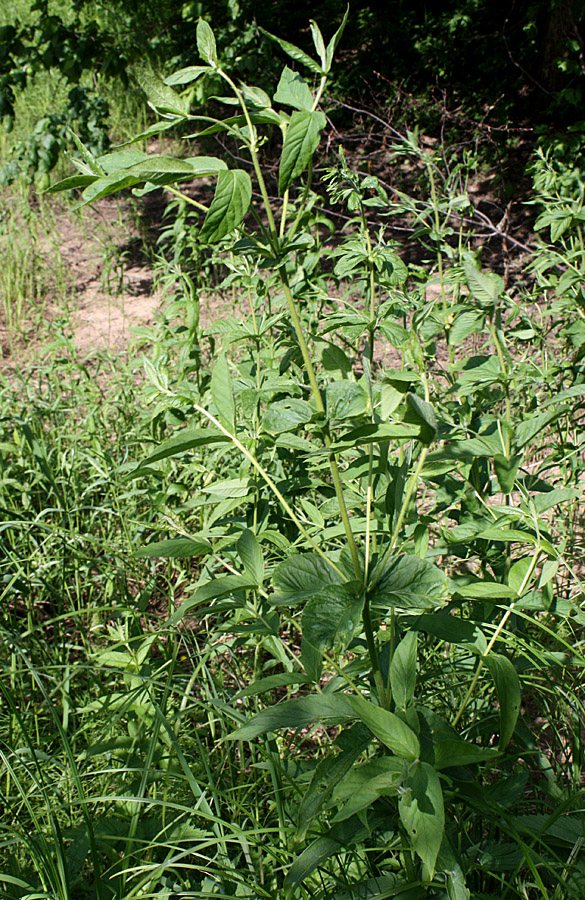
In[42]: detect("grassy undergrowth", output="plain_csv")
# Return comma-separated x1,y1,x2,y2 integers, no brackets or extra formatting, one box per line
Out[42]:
2,14,585,900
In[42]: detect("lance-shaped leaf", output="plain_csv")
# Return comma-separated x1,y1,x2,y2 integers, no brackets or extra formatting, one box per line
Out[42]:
133,537,211,559
200,169,252,242
272,552,344,605
227,693,355,741
326,5,350,71
211,353,236,432
279,109,326,194
274,66,313,111
348,694,420,761
74,156,227,208
133,61,190,116
399,761,445,879
260,28,324,74
197,19,217,66
485,653,521,749
390,630,418,711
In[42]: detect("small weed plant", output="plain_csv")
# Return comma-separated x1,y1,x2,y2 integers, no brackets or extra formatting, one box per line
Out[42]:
2,14,585,900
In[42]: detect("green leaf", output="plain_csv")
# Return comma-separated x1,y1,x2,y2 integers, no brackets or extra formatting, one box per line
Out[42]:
262,398,314,435
464,262,503,308
272,552,344,605
274,65,314,111
411,614,486,652
404,394,438,444
133,537,211,558
139,427,230,466
485,653,521,749
348,694,420,761
302,584,363,654
390,631,417,710
165,65,210,85
326,381,369,419
494,454,523,493
326,5,350,71
513,407,566,450
46,174,97,193
433,739,500,770
211,353,235,432
449,309,485,345
133,61,190,116
309,20,327,70
201,477,251,498
369,555,447,611
197,19,218,66
284,814,385,899
75,156,227,207
296,723,371,841
279,109,326,194
331,756,405,821
228,693,355,741
237,529,264,584
233,672,312,699
200,169,252,242
399,761,445,879
260,28,325,75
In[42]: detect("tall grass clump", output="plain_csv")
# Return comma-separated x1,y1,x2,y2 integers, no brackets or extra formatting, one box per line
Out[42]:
2,13,585,900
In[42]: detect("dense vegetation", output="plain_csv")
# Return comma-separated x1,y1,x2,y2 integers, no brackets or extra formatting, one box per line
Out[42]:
1,3,585,899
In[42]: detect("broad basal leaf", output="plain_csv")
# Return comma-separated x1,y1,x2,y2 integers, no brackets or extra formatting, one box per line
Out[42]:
272,552,344,605
369,554,447,612
302,584,363,654
279,109,326,194
200,169,252,242
262,398,313,435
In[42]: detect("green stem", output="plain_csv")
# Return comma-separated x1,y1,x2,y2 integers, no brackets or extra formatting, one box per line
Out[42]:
279,273,362,580
165,185,208,214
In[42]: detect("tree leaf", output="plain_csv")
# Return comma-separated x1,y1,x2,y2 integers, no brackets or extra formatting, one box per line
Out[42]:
274,65,314,111
390,630,417,710
200,169,252,242
399,761,445,879
197,18,217,66
369,555,447,611
211,353,235,433
279,109,326,194
485,653,521,749
237,529,264,584
348,694,420,761
262,398,313,435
